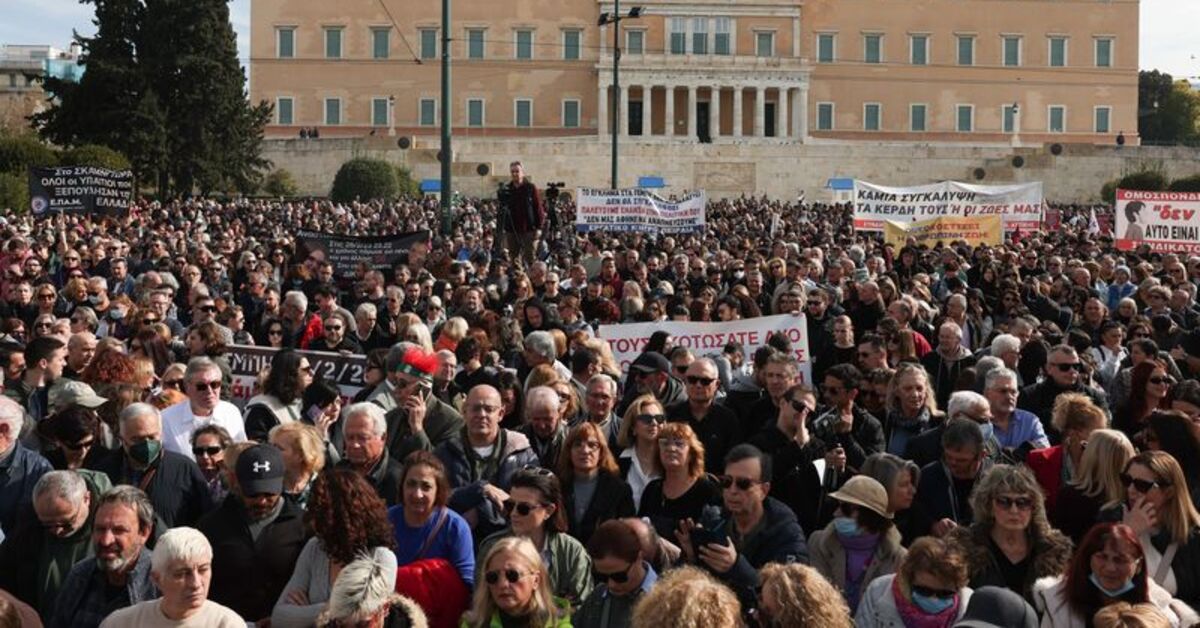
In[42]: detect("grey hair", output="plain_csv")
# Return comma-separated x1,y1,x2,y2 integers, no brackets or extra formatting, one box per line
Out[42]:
990,334,1021,356
525,386,562,418
939,320,963,339
184,356,222,383
96,485,156,533
941,418,985,454
947,391,989,422
973,356,1004,387
344,402,387,437
385,341,420,372
985,367,1020,391
151,527,212,575
587,373,618,396
318,548,399,624
33,470,88,505
71,308,99,331
119,402,161,437
861,453,921,498
524,330,557,362
284,290,308,312
355,302,378,319
0,396,23,438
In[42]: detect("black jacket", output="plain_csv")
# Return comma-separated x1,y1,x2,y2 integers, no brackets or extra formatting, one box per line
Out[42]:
88,448,212,527
197,495,310,622
747,425,824,536
809,405,885,473
712,497,810,613
1017,379,1109,443
564,471,636,546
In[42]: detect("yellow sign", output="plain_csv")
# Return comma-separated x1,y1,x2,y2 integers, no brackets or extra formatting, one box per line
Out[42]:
884,215,1003,249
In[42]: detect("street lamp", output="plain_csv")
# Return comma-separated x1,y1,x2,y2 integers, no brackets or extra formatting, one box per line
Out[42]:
599,4,644,190
388,95,396,137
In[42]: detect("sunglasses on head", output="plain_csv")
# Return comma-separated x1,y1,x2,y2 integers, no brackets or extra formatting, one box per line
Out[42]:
719,475,764,491
1121,473,1168,493
192,446,222,457
636,413,667,426
485,569,530,586
911,584,957,599
502,500,545,517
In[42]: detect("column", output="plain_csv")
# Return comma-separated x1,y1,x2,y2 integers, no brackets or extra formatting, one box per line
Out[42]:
598,83,608,137
754,84,765,137
710,86,721,140
664,85,675,138
797,88,809,141
778,86,789,139
618,84,629,137
732,86,743,137
687,85,698,139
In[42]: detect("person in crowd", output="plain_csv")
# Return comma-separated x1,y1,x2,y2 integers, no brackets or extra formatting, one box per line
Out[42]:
5,336,65,423
746,383,824,535
336,402,404,506
48,486,158,628
269,421,326,509
921,321,979,410
810,364,885,482
159,357,246,460
0,396,51,534
616,394,664,511
1092,602,1175,628
1026,393,1109,513
615,351,686,418
743,352,802,440
1033,523,1199,627
299,377,344,464
558,421,635,545
520,386,568,467
197,443,309,623
1054,429,1137,543
754,562,854,628
915,419,993,536
190,424,233,508
862,452,931,547
313,548,428,628
462,536,571,628
1142,410,1200,507
378,343,464,465
952,586,1040,628
907,389,997,470
630,565,742,628
244,349,313,442
1116,360,1175,441
983,367,1051,461
637,421,721,543
854,536,974,627
98,526,244,627
271,469,395,628
1018,344,1109,435
572,519,658,628
882,363,941,456
477,467,593,605
665,358,740,474
809,475,906,612
576,374,622,451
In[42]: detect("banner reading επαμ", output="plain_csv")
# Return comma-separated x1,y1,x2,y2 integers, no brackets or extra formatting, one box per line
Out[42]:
1115,189,1200,254
853,180,1043,233
28,166,133,216
575,188,706,234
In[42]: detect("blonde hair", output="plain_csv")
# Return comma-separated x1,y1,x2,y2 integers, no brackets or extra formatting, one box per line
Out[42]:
886,362,938,416
758,563,853,628
1092,602,1172,628
632,565,742,628
1126,451,1200,545
968,465,1055,542
617,394,663,450
269,422,327,477
438,317,468,343
524,364,561,392
1069,429,1135,505
1051,392,1107,435
463,537,563,628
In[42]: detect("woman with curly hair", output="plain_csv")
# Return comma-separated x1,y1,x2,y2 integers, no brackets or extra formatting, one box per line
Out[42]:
756,562,854,628
271,468,396,628
946,464,1074,603
631,565,741,628
80,346,138,393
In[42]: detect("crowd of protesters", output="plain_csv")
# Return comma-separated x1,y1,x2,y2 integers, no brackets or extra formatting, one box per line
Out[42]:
2,161,1200,627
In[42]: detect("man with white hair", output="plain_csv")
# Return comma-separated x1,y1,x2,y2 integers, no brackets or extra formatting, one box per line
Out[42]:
575,374,622,451
519,386,567,465
985,367,1049,458
98,527,243,626
988,334,1023,383
316,547,425,627
280,290,320,349
336,402,404,506
520,330,572,386
0,395,50,534
160,357,247,461
905,390,998,469
920,321,978,410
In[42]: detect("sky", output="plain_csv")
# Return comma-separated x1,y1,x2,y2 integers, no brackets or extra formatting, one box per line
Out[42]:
0,0,1196,79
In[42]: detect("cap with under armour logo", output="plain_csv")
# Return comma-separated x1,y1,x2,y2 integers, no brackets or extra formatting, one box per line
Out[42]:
236,444,285,496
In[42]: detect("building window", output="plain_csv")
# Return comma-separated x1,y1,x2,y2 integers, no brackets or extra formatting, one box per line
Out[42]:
515,29,534,59
324,98,341,125
467,29,485,59
277,97,294,125
1048,37,1067,67
562,30,581,60
467,98,485,127
715,18,731,55
419,28,437,59
670,18,686,54
276,28,295,59
817,102,834,130
910,104,927,131
755,32,774,57
370,98,388,126
956,105,973,132
1003,36,1021,67
817,34,835,63
864,103,881,131
563,100,581,128
691,18,708,55
324,27,343,59
957,36,974,66
910,35,928,65
1095,38,1113,67
372,28,390,59
627,30,645,55
1003,104,1017,133
514,99,532,127
1048,105,1065,132
419,98,436,126
1095,107,1111,133
864,34,882,64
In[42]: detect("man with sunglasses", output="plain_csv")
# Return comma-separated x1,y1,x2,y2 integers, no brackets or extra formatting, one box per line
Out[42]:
809,364,885,482
573,520,658,628
666,359,740,474
614,352,686,418
1017,345,1109,437
159,358,247,461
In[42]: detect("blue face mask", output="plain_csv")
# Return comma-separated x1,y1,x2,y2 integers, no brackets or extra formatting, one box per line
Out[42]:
833,516,862,537
912,591,956,615
978,422,994,442
1089,573,1136,598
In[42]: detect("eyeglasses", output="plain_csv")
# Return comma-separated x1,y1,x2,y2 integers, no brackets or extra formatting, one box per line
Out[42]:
64,438,95,451
192,380,222,391
162,379,183,389
593,563,634,584
1121,473,1168,493
38,294,55,300
1149,376,1175,386
192,446,222,457
197,305,216,313
485,569,533,586
268,329,284,336
325,325,343,331
35,322,53,329
719,475,765,491
502,500,547,517
787,398,815,415
993,496,1034,511
1050,362,1084,372
637,413,667,426
910,584,957,599
673,365,689,374
298,364,313,374
686,376,716,387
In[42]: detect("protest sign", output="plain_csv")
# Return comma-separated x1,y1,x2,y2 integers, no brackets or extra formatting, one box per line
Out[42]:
1115,189,1200,254
883,215,1003,249
853,180,1043,232
295,229,429,276
28,166,133,216
575,188,706,233
599,313,812,385
226,345,367,409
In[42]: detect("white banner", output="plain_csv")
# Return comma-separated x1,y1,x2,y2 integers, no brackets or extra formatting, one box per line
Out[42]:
599,313,812,385
575,188,706,233
853,180,1044,232
1116,189,1200,254
226,345,366,409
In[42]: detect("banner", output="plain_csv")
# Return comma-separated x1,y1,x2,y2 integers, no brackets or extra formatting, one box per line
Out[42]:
575,188,706,233
1115,189,1200,253
853,180,1043,232
28,166,133,216
599,313,812,385
295,229,429,275
884,215,1003,249
226,344,367,409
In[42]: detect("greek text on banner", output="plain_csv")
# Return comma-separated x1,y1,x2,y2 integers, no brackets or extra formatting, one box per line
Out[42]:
853,180,1043,233
226,344,366,409
575,188,706,234
599,313,812,385
28,166,133,216
884,215,1003,249
1115,189,1200,254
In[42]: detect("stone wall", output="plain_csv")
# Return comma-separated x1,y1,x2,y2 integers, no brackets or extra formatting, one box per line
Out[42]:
261,136,1200,202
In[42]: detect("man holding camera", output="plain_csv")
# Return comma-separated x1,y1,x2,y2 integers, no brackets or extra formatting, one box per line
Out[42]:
500,161,544,269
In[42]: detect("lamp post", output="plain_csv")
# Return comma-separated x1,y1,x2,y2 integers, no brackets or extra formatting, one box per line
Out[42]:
388,95,396,137
1010,101,1020,147
599,4,644,191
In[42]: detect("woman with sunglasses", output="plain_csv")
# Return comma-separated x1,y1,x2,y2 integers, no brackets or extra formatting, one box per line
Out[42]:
190,424,233,505
855,536,973,627
637,422,721,543
1114,360,1173,441
944,465,1073,603
463,536,571,628
616,394,665,511
1033,523,1199,628
1098,451,1200,609
558,422,635,546
477,468,593,606
1054,430,1137,544
36,405,111,474
245,349,314,443
261,316,287,349
810,475,906,612
30,312,56,340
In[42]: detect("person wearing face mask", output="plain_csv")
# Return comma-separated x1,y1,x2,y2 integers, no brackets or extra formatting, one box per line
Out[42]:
855,536,973,626
88,403,212,528
1033,523,1199,628
809,475,906,613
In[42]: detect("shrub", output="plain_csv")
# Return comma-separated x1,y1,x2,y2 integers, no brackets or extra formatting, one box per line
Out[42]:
0,135,58,175
396,166,420,198
0,172,30,213
58,144,131,171
1167,174,1200,192
330,158,397,203
264,169,299,197
1101,170,1168,204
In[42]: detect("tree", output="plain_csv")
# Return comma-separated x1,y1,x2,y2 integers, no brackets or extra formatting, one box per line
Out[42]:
0,133,58,174
1139,70,1200,144
1101,169,1169,204
59,144,131,170
396,166,421,198
264,169,299,197
1169,174,1200,192
331,158,398,203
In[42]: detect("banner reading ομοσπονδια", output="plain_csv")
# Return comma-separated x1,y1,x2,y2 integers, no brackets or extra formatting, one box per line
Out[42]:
1115,189,1200,254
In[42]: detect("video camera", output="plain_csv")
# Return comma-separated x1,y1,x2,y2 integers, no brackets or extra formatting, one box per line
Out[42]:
545,182,566,202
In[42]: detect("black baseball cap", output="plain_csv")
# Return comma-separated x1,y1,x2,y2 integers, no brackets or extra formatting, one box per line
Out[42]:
236,444,285,496
630,351,670,375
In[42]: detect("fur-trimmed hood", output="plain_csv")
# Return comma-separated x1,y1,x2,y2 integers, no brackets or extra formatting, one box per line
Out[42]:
948,522,1074,601
317,593,428,628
